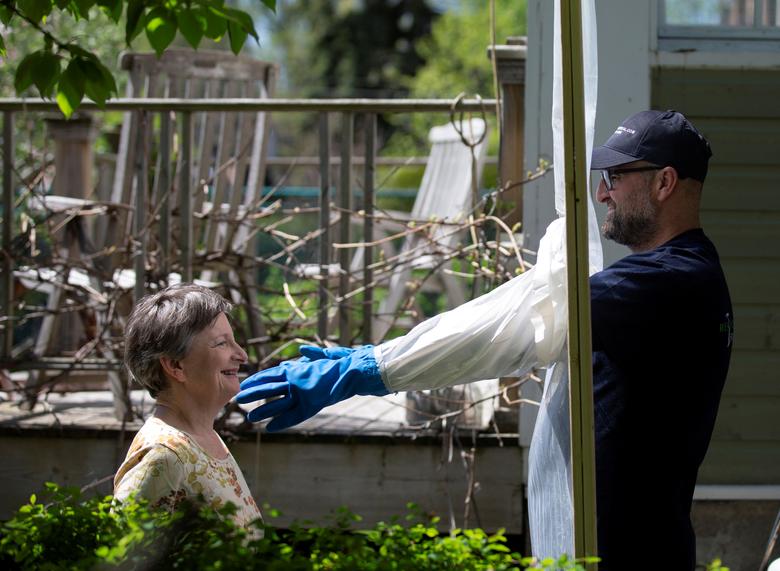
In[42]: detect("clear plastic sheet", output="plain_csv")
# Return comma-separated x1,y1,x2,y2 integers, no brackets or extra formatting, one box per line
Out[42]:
375,0,601,558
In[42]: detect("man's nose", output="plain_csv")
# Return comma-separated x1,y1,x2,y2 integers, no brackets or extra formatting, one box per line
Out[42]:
595,178,610,203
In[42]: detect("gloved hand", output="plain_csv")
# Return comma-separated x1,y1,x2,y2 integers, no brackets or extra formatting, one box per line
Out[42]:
236,345,389,431
298,345,356,362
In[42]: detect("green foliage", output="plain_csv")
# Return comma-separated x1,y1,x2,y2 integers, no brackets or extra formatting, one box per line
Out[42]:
267,0,437,99
383,0,527,190
0,483,607,571
0,0,276,117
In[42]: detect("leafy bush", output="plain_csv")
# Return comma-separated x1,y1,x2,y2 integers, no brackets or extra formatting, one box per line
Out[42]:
0,483,598,571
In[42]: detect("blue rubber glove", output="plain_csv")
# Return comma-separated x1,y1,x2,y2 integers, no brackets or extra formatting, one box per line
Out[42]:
298,345,356,362
236,345,389,431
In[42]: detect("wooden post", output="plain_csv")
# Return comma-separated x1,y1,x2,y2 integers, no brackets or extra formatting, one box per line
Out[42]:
318,113,330,341
44,115,97,353
158,111,172,278
338,112,353,346
132,111,148,304
488,37,527,227
1,112,13,360
362,114,376,344
45,115,96,200
488,38,528,431
560,0,598,563
179,111,193,283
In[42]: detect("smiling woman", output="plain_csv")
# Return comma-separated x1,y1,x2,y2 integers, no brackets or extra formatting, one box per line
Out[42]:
113,283,262,529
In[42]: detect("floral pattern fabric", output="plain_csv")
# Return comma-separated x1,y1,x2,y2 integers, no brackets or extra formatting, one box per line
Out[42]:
114,417,262,529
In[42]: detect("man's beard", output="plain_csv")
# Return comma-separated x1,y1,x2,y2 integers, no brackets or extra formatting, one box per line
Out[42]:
602,200,659,249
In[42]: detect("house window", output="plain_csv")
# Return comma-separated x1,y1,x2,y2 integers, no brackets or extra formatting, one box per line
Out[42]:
659,0,780,51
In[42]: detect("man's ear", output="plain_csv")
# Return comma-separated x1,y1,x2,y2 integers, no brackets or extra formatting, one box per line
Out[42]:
655,166,679,202
159,356,186,384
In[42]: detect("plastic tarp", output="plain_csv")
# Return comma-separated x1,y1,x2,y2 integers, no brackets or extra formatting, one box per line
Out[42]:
374,0,600,558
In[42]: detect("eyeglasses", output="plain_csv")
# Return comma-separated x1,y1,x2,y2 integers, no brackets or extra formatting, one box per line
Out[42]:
600,166,663,191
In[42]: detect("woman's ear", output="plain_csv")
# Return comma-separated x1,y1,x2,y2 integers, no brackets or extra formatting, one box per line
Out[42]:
159,356,186,384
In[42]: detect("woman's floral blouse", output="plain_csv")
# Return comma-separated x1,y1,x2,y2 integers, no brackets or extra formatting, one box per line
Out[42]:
114,417,262,529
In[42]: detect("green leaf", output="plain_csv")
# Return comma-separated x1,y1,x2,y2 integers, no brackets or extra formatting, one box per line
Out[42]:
228,8,258,41
0,5,13,25
202,6,227,41
176,7,204,49
54,0,70,8
126,0,146,43
97,0,122,22
223,7,257,54
96,58,118,96
17,0,52,23
145,8,177,57
56,59,86,118
32,51,62,98
261,0,276,12
77,55,117,105
65,43,93,59
0,34,5,58
227,19,247,55
14,51,38,93
76,58,111,106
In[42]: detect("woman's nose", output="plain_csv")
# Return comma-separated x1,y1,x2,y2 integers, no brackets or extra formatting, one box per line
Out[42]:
233,343,248,363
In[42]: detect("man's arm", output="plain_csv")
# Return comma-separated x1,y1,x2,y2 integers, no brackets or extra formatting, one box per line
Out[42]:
237,218,573,431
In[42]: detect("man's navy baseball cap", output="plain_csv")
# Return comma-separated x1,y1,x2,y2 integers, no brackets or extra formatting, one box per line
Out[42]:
591,109,713,182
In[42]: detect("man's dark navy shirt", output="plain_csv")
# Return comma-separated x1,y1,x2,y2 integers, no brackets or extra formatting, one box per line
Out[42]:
589,229,733,570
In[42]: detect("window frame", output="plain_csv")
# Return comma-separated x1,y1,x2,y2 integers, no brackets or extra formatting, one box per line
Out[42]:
657,0,780,53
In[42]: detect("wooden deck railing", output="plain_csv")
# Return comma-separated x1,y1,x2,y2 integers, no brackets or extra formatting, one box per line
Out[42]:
0,98,499,372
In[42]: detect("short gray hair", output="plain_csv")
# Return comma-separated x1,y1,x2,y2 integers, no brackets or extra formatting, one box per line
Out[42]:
124,283,233,398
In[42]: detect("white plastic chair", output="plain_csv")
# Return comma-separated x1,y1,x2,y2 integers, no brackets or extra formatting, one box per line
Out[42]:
371,117,489,342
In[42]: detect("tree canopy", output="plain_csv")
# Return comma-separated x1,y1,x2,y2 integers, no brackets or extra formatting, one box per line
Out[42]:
268,0,438,98
0,0,276,116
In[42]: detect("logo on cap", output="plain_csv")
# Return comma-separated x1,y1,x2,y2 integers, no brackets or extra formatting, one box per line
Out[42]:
615,126,636,135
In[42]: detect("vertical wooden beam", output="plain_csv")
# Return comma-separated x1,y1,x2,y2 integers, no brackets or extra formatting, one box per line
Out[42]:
132,111,148,303
338,112,353,346
1,112,13,359
318,113,330,341
45,115,95,200
490,38,527,227
559,0,598,565
362,114,376,343
179,111,193,283
158,111,172,279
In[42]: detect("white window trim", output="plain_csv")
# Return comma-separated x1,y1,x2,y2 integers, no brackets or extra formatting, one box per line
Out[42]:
653,0,780,68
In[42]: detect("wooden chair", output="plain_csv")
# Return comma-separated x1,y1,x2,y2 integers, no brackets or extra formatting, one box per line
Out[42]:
15,49,277,417
107,51,277,359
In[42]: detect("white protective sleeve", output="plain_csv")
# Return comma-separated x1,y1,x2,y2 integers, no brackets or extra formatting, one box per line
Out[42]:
375,215,569,393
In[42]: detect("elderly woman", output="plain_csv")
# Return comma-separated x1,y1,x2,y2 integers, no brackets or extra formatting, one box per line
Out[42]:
114,283,262,528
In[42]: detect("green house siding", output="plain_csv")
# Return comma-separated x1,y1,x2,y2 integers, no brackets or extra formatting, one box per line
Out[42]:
652,68,780,484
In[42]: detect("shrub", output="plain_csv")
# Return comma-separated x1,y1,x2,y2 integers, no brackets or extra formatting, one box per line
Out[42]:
0,482,596,570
